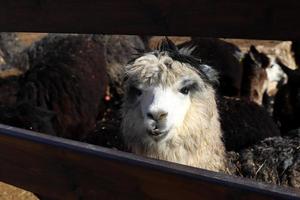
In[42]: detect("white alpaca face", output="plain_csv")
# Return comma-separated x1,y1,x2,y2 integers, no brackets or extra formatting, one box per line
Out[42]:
139,81,192,140
122,51,216,143
125,74,201,142
265,58,288,96
266,58,287,84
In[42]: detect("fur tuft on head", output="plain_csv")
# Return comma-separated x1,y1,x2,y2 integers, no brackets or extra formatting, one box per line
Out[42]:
154,38,219,86
157,37,178,52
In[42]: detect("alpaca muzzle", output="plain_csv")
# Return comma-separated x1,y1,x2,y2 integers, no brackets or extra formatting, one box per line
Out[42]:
147,127,168,141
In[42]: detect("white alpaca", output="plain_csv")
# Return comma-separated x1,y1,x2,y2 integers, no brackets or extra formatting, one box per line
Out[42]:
121,40,226,172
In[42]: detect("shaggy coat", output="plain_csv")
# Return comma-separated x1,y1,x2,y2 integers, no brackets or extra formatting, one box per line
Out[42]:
218,96,280,151
0,34,108,140
99,35,145,95
228,133,300,188
121,40,226,172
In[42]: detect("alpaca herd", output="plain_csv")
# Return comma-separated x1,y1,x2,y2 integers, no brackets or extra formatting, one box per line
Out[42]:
0,33,299,189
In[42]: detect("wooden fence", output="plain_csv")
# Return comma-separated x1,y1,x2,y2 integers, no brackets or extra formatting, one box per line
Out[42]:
0,1,300,199
1,0,300,39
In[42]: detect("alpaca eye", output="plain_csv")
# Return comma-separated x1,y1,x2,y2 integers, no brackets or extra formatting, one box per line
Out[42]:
130,86,142,96
180,86,190,95
135,88,142,96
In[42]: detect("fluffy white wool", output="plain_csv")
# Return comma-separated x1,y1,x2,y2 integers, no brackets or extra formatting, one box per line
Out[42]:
121,52,226,172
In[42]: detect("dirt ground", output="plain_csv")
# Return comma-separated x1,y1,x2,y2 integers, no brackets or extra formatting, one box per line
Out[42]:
0,182,38,200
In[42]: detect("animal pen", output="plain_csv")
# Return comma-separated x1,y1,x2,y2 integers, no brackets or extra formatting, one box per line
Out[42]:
0,0,300,199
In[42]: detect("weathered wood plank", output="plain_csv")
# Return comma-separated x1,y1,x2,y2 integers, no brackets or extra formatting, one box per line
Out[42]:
0,0,300,39
0,124,299,200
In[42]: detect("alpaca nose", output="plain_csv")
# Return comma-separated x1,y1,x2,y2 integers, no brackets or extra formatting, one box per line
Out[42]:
147,110,168,121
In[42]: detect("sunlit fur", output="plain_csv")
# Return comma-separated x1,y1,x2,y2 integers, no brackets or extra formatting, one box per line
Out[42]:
242,46,288,105
121,48,226,172
266,56,288,96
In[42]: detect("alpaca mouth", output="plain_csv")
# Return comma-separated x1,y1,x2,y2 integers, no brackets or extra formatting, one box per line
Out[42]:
147,128,168,139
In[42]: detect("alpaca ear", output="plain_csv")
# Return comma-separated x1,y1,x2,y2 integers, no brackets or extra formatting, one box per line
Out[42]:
249,45,260,56
178,45,197,56
200,64,219,86
249,45,270,68
158,37,178,52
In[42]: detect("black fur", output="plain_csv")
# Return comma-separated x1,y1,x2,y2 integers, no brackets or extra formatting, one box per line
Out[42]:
178,38,242,96
0,34,108,140
156,38,219,87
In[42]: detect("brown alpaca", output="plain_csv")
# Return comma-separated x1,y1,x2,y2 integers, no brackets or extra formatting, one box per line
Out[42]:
0,34,108,141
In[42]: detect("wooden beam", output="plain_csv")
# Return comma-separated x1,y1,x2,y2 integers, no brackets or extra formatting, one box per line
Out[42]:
0,0,300,40
0,124,299,200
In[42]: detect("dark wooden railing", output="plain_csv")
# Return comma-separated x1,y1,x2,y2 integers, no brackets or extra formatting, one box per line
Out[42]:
1,0,300,39
0,0,300,199
0,124,299,199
